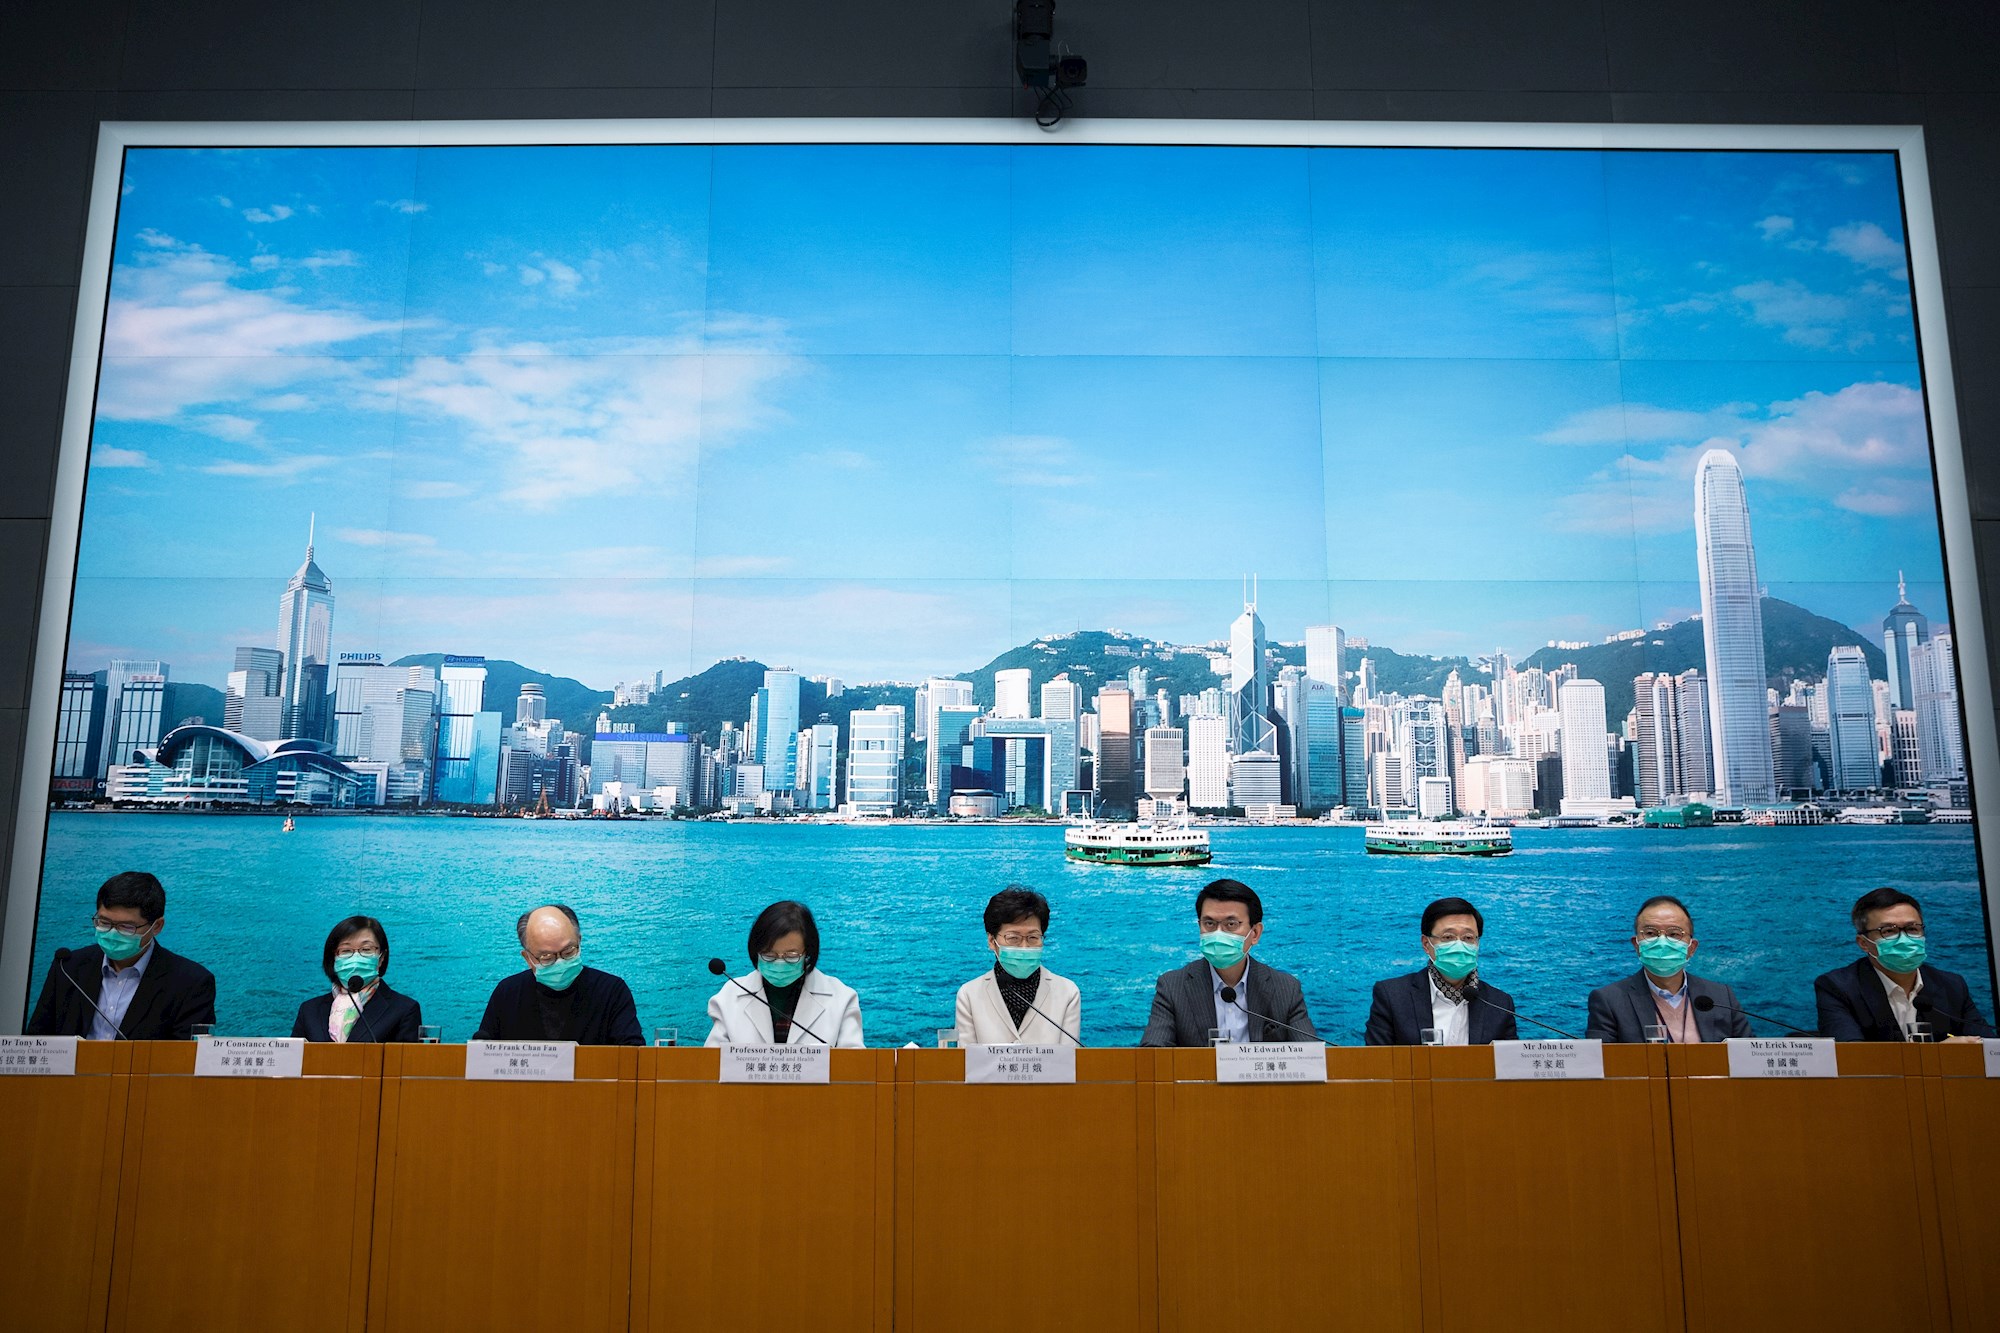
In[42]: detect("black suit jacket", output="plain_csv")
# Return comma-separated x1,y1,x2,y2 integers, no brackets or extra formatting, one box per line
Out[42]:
26,942,217,1040
473,966,644,1046
1813,956,1995,1041
1585,970,1752,1043
1139,956,1317,1047
291,981,424,1043
1364,969,1519,1046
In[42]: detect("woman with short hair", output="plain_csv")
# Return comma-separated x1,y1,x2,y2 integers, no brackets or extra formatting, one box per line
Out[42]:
704,899,864,1047
291,915,423,1043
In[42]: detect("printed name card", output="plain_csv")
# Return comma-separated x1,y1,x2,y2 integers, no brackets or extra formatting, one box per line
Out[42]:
1985,1039,2000,1079
720,1044,831,1084
465,1040,575,1082
965,1044,1076,1084
0,1035,78,1076
1493,1039,1605,1081
195,1036,304,1078
1725,1037,1837,1078
1215,1041,1327,1084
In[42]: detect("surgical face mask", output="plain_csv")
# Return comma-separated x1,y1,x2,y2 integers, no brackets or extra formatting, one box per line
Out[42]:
1636,935,1690,978
996,946,1043,980
534,951,584,992
1872,932,1927,974
96,924,151,962
333,953,381,986
1429,940,1479,982
758,957,806,989
1199,929,1248,970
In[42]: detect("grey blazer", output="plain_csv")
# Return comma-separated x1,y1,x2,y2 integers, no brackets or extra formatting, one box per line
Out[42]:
1139,956,1317,1047
1584,969,1752,1043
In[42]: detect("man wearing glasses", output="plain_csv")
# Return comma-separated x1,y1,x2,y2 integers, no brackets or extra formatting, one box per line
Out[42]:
1139,878,1317,1046
954,886,1082,1046
1364,896,1516,1046
1584,895,1750,1042
27,870,216,1040
1814,887,1994,1043
472,902,643,1045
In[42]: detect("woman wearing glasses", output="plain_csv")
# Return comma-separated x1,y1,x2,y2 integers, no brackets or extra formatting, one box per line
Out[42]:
704,900,864,1047
954,886,1082,1046
291,915,423,1043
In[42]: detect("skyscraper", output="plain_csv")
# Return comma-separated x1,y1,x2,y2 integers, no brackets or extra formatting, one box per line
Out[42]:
225,646,285,739
1230,592,1278,760
54,671,103,793
517,682,547,724
100,659,167,778
753,668,802,790
1559,679,1612,803
994,668,1032,720
1911,631,1964,782
1305,625,1346,699
1304,678,1343,809
1186,712,1230,808
1881,574,1930,711
1041,674,1080,799
1825,646,1880,791
1143,726,1185,800
1632,672,1679,807
433,656,489,803
845,705,905,816
276,517,335,741
923,678,975,804
1694,449,1775,804
1096,684,1136,815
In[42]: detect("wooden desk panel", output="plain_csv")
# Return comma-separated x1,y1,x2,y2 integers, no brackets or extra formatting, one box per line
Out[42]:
1416,1044,1679,1333
368,1044,638,1333
0,1040,128,1333
1920,1043,2000,1333
632,1048,893,1333
104,1041,381,1333
1152,1046,1421,1333
1668,1043,1948,1333
895,1048,1152,1333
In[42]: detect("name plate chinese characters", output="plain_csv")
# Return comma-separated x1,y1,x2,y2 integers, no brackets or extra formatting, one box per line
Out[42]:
0,1035,78,1076
965,1044,1076,1084
465,1040,576,1082
1726,1037,1837,1079
720,1044,831,1084
1215,1041,1326,1084
1493,1039,1605,1081
195,1036,304,1078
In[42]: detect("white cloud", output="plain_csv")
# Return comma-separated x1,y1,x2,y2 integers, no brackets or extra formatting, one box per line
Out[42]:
377,199,428,214
1757,215,1795,239
517,264,545,286
255,393,313,412
1826,221,1907,272
1539,403,1722,446
1728,279,1852,348
248,254,281,271
241,204,294,224
201,454,338,480
90,447,153,469
335,527,437,550
137,228,178,248
215,196,233,210
301,249,360,271
192,414,258,442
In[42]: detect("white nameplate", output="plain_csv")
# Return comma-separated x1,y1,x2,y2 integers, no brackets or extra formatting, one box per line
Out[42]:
195,1036,304,1078
1726,1037,1838,1079
965,1044,1076,1084
465,1040,575,1082
0,1035,78,1076
1493,1039,1605,1081
1985,1039,2000,1078
1215,1041,1327,1083
720,1044,831,1084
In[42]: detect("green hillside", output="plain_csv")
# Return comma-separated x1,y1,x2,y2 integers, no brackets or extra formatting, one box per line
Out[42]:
391,655,612,746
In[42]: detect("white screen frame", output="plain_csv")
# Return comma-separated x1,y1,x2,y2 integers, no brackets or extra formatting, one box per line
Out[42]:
4,116,1990,1031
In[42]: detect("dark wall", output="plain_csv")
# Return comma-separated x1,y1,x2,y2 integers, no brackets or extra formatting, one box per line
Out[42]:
3,0,1999,931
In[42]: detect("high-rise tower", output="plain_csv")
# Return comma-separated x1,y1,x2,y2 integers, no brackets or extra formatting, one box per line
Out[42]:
1694,451,1774,804
1229,582,1277,759
1880,573,1930,711
276,515,335,741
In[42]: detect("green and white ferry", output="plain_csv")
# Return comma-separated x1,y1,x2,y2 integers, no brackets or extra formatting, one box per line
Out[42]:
1064,819,1212,867
1363,821,1514,856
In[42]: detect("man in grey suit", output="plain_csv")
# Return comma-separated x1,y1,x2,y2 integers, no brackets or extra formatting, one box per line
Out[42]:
1586,894,1751,1043
1140,879,1318,1046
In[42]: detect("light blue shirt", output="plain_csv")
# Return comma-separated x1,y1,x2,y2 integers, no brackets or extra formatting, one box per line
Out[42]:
1209,962,1250,1044
92,943,155,1040
1647,974,1689,1009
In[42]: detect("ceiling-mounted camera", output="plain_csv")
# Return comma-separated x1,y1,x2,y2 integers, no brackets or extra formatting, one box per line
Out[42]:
1014,0,1087,129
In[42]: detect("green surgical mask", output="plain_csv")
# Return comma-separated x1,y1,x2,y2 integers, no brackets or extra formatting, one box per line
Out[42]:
534,952,583,992
996,946,1043,980
1872,932,1927,974
333,953,381,986
1430,940,1479,982
1199,930,1248,970
1637,936,1690,978
758,957,806,989
96,925,150,962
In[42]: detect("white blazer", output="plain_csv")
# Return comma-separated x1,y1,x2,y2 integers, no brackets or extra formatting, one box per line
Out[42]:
954,967,1082,1047
705,968,865,1048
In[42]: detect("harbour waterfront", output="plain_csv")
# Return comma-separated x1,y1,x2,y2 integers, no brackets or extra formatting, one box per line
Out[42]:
26,812,1995,1047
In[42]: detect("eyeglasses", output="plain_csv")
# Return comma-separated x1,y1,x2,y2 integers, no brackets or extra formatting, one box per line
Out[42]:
1861,925,1924,942
1425,932,1479,945
334,944,383,957
89,915,150,937
995,932,1044,947
526,944,581,966
1199,917,1251,935
1636,928,1692,942
757,949,808,964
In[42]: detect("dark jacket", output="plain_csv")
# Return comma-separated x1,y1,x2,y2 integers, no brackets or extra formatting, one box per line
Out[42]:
1585,970,1752,1043
472,965,644,1046
1364,968,1519,1046
291,981,424,1043
25,942,217,1040
1813,956,1995,1041
1139,955,1317,1047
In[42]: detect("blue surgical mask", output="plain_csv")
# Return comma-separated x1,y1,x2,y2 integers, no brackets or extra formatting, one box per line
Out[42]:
534,952,583,992
333,953,381,986
996,946,1043,980
1872,932,1927,974
1430,940,1479,982
96,925,150,962
1199,930,1248,970
1637,936,1690,978
758,957,806,989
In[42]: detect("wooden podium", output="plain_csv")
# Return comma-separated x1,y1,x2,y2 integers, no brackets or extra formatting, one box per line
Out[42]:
1919,1042,1999,1333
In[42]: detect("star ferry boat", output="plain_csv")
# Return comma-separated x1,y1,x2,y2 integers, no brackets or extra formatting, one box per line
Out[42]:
1363,821,1514,856
1063,819,1212,867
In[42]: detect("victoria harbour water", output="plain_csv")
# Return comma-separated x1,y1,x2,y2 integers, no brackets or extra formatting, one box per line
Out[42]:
25,813,1996,1046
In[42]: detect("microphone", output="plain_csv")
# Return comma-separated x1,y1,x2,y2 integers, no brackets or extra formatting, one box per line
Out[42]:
1914,994,1985,1039
50,947,128,1040
1467,983,1578,1041
1218,985,1321,1044
1018,992,1084,1047
1693,993,1818,1038
707,957,828,1045
344,975,386,1044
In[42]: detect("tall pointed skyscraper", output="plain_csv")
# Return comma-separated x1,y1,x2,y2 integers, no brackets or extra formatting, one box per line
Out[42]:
1694,451,1774,804
1880,573,1930,711
276,515,335,741
1229,582,1276,758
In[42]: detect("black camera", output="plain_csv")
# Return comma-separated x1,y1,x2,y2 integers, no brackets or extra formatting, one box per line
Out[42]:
1014,0,1087,125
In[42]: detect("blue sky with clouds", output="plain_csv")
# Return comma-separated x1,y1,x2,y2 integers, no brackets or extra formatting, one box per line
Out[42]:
73,143,1942,688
